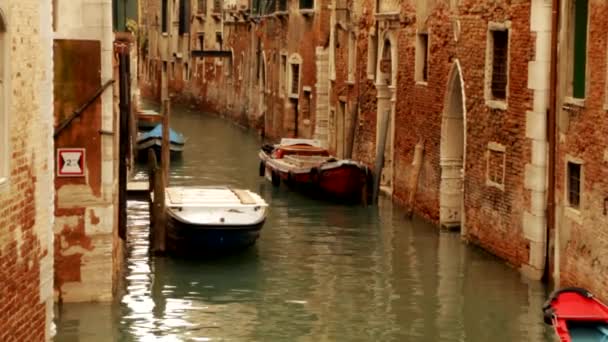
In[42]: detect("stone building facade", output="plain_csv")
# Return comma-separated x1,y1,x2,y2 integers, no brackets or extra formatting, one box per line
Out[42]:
139,0,608,299
0,1,55,340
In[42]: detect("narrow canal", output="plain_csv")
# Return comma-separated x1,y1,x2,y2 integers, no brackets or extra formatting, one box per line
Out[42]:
54,104,554,341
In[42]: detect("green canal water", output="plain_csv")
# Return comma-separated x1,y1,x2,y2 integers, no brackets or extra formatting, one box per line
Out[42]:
54,105,555,341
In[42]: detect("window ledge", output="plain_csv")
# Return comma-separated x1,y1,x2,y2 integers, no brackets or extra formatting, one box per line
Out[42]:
274,11,289,17
367,74,375,80
288,93,299,99
416,81,428,86
485,179,505,191
162,32,169,37
346,79,355,85
299,9,315,16
564,96,585,108
564,206,583,224
486,100,507,110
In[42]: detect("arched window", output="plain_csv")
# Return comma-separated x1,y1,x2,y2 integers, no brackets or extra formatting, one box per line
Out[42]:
0,10,8,185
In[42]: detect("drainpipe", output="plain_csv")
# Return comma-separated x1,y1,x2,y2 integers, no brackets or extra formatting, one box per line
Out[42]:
543,0,559,283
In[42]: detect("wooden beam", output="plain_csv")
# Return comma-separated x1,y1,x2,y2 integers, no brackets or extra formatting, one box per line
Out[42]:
191,50,232,58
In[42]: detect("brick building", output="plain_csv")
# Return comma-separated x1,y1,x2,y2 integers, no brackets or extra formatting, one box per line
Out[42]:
554,0,608,300
0,1,55,340
139,0,608,299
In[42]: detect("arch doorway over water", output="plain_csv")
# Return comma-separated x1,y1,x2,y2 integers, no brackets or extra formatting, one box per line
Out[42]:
440,62,466,232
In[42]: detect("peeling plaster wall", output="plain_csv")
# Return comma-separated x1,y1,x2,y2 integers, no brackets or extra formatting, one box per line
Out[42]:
53,0,120,303
0,0,55,340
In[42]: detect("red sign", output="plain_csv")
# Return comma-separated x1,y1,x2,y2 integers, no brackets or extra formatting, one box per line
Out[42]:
57,148,85,177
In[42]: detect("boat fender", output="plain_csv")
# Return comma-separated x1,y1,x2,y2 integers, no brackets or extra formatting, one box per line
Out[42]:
271,170,281,187
259,161,266,177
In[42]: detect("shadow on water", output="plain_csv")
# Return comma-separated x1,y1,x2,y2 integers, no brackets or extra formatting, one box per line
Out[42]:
54,103,555,342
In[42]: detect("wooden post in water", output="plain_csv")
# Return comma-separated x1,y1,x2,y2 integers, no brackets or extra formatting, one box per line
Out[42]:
405,141,425,218
372,110,391,204
161,99,171,187
147,148,157,241
148,148,166,254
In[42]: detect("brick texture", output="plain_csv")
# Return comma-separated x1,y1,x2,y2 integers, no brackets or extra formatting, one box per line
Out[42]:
0,1,54,341
556,0,608,302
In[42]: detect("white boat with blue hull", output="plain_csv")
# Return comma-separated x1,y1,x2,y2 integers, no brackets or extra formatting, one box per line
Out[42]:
164,186,268,255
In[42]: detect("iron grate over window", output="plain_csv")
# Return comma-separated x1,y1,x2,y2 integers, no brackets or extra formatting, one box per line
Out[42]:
568,162,581,210
278,0,287,12
214,0,221,13
291,64,300,96
198,0,207,14
491,30,508,100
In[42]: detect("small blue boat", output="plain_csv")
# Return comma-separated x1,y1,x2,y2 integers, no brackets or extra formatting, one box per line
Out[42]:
136,124,185,159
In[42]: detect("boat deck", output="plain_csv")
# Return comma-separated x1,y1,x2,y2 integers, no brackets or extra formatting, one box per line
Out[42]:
165,186,264,207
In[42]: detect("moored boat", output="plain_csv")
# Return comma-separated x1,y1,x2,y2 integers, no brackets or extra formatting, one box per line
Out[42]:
543,287,608,342
258,138,371,203
164,186,268,255
136,123,185,160
137,108,163,131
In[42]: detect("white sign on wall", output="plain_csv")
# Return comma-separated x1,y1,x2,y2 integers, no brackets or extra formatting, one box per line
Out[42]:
57,148,85,177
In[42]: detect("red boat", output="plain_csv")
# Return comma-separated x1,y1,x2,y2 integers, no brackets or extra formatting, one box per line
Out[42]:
258,138,371,203
543,287,608,342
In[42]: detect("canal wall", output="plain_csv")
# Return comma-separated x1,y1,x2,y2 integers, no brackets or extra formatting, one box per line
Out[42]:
138,0,608,300
0,0,55,340
52,0,124,303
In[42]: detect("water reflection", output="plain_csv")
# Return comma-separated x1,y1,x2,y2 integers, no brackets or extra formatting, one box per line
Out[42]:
54,105,553,341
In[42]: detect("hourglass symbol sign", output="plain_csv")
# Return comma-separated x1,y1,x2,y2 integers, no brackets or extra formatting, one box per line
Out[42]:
57,148,85,177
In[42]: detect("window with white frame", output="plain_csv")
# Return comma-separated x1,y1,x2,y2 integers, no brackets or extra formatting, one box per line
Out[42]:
348,31,356,83
288,54,302,98
485,22,510,109
0,12,7,185
415,32,429,83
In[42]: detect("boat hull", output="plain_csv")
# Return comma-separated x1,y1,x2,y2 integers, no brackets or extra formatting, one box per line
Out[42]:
136,139,183,161
543,287,608,342
166,214,264,255
260,151,370,203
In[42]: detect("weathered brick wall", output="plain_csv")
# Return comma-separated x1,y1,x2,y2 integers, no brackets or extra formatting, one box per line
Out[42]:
350,0,534,266
557,0,608,301
0,0,55,340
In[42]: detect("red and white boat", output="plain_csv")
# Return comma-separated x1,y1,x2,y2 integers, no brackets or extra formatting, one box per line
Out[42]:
543,287,608,342
258,138,371,203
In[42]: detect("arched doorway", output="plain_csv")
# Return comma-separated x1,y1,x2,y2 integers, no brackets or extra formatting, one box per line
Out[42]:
376,35,397,195
440,62,466,231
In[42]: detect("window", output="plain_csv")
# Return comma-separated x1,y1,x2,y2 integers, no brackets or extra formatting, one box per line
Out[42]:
348,32,356,83
278,0,287,12
288,54,302,98
367,31,377,80
300,0,314,10
485,22,510,108
161,0,168,33
198,0,207,14
0,12,7,185
415,32,429,83
198,34,204,49
215,32,223,50
184,63,189,81
486,142,506,190
280,54,287,97
225,55,233,78
491,30,508,100
179,0,190,35
571,0,588,99
214,0,222,13
290,63,300,97
567,161,582,210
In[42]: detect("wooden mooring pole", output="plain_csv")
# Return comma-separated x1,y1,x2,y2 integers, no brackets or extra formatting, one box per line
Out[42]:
148,148,166,254
161,99,171,186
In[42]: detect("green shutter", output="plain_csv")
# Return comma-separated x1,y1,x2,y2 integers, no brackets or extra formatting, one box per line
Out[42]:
573,0,588,99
